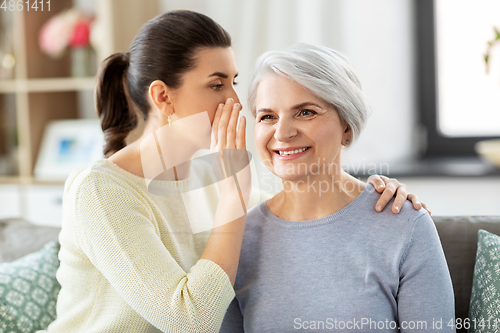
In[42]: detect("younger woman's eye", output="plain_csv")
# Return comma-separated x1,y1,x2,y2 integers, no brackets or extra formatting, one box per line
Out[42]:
211,84,224,91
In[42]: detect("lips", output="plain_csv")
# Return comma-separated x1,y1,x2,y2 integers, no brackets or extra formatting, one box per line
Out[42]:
272,146,311,159
275,147,309,156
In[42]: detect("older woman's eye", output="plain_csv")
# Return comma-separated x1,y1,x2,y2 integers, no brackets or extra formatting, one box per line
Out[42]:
299,109,316,116
259,114,274,122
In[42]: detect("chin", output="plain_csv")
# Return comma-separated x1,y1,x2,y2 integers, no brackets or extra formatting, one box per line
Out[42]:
271,169,309,183
281,175,308,183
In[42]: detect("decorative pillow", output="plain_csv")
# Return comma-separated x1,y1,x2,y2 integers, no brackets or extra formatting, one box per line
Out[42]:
468,230,500,333
0,241,60,333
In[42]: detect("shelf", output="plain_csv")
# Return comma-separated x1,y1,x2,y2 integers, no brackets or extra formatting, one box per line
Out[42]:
0,77,96,93
0,0,159,186
0,93,18,178
0,176,65,185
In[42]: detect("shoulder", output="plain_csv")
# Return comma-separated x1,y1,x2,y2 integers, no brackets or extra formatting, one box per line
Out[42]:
67,158,140,187
64,159,108,194
63,160,156,231
360,184,428,226
64,159,149,209
348,185,432,251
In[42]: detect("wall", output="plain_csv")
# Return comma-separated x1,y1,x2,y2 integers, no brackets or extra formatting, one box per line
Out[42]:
393,177,500,216
338,0,417,169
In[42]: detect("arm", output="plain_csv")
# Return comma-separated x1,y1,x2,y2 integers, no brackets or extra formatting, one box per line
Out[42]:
74,175,235,333
368,175,431,214
397,213,455,332
202,98,250,285
220,298,245,333
72,100,249,332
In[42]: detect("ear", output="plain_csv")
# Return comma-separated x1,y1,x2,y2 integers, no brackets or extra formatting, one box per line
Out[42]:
342,124,352,146
148,80,173,117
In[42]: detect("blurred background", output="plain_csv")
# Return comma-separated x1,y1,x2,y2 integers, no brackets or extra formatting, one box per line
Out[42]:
0,0,499,226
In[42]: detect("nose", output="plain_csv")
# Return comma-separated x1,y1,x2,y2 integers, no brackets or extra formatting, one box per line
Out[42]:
227,85,240,105
274,118,298,142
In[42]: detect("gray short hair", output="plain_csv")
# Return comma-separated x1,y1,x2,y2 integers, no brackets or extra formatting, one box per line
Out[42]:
248,43,370,145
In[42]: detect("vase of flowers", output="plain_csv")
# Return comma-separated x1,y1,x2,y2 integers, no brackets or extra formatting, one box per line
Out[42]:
38,9,96,77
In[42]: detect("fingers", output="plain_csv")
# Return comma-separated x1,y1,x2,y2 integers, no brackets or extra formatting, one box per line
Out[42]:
212,98,244,180
211,103,224,148
236,116,246,151
216,98,242,150
226,102,242,149
368,175,431,214
408,193,422,210
408,193,431,215
372,177,430,215
217,98,235,149
422,202,432,215
367,174,386,193
374,179,398,212
392,185,409,214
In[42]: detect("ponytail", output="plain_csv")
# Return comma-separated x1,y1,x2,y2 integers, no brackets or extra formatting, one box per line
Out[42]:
95,52,138,158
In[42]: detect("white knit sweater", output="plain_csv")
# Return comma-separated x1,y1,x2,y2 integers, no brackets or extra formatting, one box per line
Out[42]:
41,158,236,333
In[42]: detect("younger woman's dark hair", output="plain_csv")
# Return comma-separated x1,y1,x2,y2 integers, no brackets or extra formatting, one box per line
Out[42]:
95,10,232,158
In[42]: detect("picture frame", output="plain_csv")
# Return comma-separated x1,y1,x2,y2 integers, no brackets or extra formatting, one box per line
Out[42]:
34,119,104,180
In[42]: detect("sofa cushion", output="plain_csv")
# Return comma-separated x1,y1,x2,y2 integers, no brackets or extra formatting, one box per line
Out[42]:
468,229,500,333
0,219,61,263
0,241,60,333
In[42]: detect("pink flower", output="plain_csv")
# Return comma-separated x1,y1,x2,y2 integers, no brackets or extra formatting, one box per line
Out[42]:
70,19,91,47
39,16,72,58
38,9,94,58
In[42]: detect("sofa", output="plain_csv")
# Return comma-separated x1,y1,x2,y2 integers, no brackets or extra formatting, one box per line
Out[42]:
1,216,500,333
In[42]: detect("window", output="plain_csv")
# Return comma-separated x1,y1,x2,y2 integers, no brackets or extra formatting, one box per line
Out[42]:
416,0,500,157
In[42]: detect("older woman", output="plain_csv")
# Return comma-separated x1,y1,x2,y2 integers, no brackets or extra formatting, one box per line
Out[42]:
221,44,455,332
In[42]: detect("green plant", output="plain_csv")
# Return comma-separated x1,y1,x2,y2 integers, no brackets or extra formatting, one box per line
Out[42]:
484,26,500,74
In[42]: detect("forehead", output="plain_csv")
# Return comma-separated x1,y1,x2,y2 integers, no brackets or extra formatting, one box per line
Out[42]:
256,74,325,108
190,47,238,76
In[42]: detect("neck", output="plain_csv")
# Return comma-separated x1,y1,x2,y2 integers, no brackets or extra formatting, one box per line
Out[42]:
268,169,365,221
131,121,197,181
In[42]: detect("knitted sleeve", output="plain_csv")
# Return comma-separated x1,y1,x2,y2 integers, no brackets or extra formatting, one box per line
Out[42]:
397,212,455,332
72,170,235,333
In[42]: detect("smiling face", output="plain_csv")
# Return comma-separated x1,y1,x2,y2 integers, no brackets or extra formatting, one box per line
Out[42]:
169,47,240,123
254,74,350,182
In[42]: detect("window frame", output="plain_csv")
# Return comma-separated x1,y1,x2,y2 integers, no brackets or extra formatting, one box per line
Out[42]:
415,0,500,157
